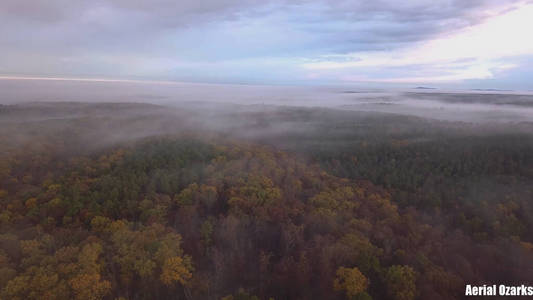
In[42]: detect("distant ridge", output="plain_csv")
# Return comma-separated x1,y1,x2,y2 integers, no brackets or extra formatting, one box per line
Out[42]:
414,86,437,90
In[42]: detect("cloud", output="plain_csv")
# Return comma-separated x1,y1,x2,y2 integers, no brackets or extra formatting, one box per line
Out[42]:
0,0,532,87
302,2,533,84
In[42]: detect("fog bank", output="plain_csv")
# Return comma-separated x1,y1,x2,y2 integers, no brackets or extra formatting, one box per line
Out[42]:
2,78,533,123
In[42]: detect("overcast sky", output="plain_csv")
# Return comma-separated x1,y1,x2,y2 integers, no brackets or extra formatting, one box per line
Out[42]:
1,0,533,89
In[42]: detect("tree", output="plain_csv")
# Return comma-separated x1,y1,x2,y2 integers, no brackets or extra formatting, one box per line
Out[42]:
160,256,193,286
333,266,368,299
384,265,416,300
69,273,111,300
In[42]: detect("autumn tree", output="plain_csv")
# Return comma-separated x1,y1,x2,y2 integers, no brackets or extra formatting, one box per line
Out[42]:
160,256,193,286
384,265,416,300
334,266,369,299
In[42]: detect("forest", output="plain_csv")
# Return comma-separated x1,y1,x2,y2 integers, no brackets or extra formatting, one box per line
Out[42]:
1,102,533,300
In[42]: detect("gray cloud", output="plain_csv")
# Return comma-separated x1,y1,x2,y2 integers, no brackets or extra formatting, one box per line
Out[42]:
0,0,531,83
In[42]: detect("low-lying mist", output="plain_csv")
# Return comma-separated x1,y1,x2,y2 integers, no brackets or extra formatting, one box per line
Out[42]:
2,78,533,123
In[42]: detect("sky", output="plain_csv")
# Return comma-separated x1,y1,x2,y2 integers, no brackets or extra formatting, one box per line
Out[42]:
1,0,533,89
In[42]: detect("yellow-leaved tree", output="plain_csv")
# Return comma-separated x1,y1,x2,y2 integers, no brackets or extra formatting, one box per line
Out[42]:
160,256,193,286
333,266,368,299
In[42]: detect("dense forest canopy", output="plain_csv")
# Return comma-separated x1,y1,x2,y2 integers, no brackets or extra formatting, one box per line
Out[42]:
1,102,533,299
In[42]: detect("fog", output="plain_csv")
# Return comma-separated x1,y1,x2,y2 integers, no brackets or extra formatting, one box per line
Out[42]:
2,78,533,123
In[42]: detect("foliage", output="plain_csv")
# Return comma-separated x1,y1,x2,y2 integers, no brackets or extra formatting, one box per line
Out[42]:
2,103,533,299
333,266,368,298
384,265,416,300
